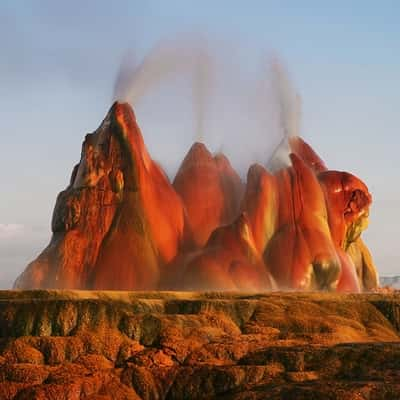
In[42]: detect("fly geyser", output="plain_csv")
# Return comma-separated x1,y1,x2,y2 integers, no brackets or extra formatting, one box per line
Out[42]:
14,101,378,292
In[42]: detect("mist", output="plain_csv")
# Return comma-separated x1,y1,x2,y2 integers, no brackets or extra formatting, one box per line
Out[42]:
112,36,301,177
113,37,214,142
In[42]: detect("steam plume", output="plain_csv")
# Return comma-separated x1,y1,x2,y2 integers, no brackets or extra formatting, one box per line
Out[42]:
270,57,302,138
266,56,302,171
113,38,302,175
113,37,213,141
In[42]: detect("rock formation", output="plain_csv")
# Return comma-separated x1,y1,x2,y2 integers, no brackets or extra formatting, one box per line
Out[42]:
173,142,244,248
289,136,378,291
182,136,377,292
1,290,399,399
15,102,185,290
262,153,341,290
14,102,379,291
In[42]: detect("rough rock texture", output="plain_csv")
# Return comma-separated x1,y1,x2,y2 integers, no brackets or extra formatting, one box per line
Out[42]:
14,102,185,290
0,290,400,399
14,102,379,292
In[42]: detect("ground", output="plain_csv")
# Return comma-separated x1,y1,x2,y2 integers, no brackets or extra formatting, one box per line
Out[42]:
0,290,399,399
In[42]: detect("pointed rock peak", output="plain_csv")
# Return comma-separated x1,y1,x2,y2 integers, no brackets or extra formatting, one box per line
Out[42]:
177,142,214,172
91,101,139,147
289,136,327,173
214,152,241,177
247,163,268,181
94,101,137,139
107,101,153,173
179,144,238,173
188,141,213,159
213,152,229,164
246,163,275,193
189,141,210,153
110,101,137,122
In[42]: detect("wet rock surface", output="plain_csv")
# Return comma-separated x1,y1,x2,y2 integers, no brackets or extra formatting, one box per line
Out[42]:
14,102,379,293
0,290,399,399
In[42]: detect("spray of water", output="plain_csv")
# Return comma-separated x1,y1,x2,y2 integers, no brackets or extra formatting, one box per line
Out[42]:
113,37,213,141
266,56,302,172
112,37,302,175
270,56,302,138
192,46,212,141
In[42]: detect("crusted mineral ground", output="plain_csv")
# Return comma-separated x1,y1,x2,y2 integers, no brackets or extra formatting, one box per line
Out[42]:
0,290,400,399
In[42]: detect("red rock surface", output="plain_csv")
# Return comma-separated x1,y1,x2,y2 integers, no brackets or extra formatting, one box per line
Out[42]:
14,102,185,290
264,153,340,290
14,102,378,292
289,136,377,291
173,142,244,248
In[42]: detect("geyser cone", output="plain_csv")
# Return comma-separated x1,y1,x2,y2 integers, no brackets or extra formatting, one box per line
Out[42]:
277,136,376,291
15,102,185,290
263,153,340,290
173,142,244,248
288,136,327,173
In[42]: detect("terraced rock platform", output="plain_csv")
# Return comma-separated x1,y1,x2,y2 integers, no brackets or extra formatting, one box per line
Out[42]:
0,290,399,399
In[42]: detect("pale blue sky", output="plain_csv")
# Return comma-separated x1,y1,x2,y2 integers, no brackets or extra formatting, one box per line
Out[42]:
0,1,399,287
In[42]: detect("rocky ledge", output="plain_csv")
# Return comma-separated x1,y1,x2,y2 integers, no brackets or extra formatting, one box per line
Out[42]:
0,290,400,399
